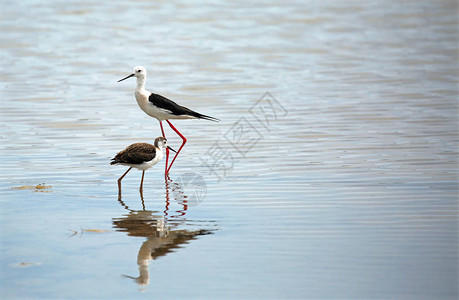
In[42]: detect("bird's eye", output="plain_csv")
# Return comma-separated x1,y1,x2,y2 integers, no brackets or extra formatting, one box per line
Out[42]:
137,70,141,72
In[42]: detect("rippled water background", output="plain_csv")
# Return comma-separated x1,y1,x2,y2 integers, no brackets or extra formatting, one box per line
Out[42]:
1,0,458,299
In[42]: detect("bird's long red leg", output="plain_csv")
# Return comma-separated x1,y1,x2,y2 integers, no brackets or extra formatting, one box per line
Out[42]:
165,120,187,174
159,121,169,176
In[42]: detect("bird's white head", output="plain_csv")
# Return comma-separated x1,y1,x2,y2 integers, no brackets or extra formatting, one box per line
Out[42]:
133,66,146,78
154,136,177,153
118,66,147,83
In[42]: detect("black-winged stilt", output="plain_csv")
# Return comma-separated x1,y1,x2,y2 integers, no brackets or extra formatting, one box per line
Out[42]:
118,66,219,175
111,136,176,194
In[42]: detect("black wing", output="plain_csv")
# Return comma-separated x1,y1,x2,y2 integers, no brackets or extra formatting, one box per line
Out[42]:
111,143,156,165
148,93,219,122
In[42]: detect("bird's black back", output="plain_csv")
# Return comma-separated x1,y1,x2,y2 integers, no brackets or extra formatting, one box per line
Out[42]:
148,93,219,121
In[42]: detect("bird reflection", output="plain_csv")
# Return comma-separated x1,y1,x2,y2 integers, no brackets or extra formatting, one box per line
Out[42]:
113,175,216,288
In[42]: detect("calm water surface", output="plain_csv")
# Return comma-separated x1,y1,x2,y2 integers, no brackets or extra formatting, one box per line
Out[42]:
1,0,458,299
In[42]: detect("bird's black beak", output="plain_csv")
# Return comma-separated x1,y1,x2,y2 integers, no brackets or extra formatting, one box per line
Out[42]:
118,73,135,82
167,146,177,153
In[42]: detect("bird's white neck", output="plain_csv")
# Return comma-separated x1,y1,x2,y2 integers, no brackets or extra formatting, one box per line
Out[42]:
136,76,146,92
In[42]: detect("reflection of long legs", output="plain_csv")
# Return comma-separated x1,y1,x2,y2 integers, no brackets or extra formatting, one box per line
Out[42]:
164,175,171,218
169,175,188,217
177,201,188,217
165,120,187,174
159,121,169,176
117,194,130,210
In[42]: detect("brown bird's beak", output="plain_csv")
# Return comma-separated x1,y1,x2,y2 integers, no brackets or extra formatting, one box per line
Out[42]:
118,73,135,82
167,146,177,153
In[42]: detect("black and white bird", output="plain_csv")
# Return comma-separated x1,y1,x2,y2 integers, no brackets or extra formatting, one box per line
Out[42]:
111,136,176,194
118,66,219,175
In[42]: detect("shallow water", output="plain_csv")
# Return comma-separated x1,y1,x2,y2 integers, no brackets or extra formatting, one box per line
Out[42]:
1,0,458,299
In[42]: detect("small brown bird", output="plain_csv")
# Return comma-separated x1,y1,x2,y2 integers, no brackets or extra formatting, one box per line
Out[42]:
111,137,176,193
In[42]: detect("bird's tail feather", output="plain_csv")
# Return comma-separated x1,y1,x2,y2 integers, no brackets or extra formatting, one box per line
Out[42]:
197,113,220,122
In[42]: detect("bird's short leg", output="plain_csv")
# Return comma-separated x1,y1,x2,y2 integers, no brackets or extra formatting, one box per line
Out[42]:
118,167,132,192
159,120,169,176
165,120,187,174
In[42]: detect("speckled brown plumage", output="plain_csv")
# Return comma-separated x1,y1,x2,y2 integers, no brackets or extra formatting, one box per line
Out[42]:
110,143,157,165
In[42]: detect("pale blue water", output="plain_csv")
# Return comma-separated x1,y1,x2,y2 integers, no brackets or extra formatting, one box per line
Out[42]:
0,0,458,299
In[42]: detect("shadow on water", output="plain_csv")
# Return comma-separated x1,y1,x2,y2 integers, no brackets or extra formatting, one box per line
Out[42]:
112,176,217,288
